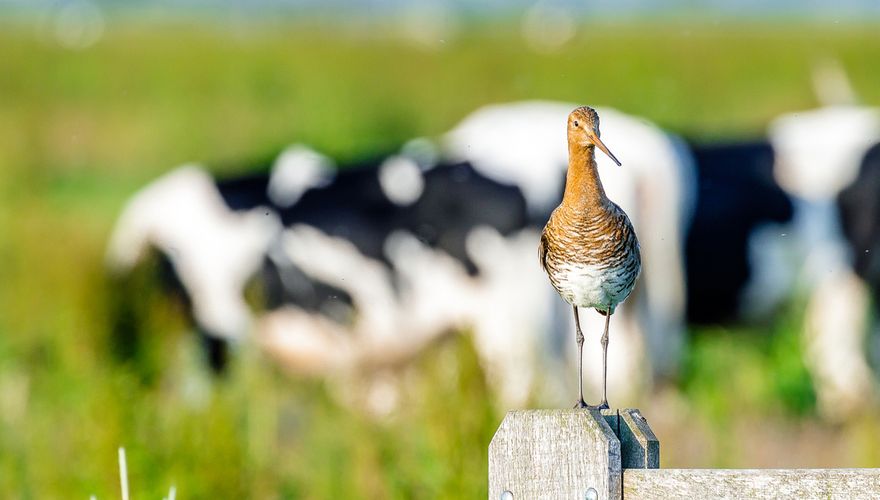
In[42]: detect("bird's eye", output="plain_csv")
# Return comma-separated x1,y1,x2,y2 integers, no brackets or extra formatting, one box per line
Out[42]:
573,120,579,127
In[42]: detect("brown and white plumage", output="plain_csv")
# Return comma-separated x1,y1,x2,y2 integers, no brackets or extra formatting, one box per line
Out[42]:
540,201,640,313
540,106,641,409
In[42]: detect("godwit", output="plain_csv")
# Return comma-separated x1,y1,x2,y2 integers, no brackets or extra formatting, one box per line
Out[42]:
540,106,641,409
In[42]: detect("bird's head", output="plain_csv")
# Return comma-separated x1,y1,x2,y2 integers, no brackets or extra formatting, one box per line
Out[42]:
568,106,621,166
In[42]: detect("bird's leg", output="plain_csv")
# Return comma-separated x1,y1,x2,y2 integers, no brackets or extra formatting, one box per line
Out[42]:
598,306,612,410
573,305,588,409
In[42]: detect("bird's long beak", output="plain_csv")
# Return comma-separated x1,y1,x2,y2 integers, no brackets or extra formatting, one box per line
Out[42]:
591,134,622,166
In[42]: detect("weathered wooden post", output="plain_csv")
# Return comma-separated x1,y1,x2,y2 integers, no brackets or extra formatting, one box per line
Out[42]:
488,408,659,500
491,408,880,499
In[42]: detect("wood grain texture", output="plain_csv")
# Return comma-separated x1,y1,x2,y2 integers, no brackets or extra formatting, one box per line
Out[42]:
488,409,880,499
597,409,659,470
489,409,621,500
623,468,880,500
618,409,659,469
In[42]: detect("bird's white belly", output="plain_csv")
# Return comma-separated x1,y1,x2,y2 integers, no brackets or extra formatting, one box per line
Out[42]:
555,263,632,312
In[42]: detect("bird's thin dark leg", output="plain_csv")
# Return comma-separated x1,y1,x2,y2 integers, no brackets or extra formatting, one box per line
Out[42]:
598,306,612,410
573,305,588,408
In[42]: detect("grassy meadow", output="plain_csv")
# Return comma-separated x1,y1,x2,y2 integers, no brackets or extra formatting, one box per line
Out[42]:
2,19,880,497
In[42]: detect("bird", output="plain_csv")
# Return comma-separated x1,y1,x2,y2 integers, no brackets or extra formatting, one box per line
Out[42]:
539,106,641,409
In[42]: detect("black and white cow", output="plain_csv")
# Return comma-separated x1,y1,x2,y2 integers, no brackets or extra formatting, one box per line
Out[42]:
106,143,539,407
765,105,880,419
676,105,880,420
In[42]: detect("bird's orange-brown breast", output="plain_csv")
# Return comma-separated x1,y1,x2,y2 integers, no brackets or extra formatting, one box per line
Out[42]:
540,201,641,310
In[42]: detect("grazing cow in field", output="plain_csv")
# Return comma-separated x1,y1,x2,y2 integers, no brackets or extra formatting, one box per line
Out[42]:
105,165,282,352
106,145,334,370
766,105,880,419
681,105,880,419
107,143,546,409
678,105,880,420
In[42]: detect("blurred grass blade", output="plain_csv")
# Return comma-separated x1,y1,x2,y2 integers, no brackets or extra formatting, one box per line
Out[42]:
118,447,129,500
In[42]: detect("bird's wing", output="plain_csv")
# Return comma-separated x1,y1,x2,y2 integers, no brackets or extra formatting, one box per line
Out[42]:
538,230,550,274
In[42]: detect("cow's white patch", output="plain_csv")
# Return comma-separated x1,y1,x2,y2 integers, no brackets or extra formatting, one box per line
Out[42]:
281,224,399,343
805,270,874,420
268,144,335,208
378,156,424,206
384,229,479,333
256,306,356,377
769,105,880,201
464,227,550,407
106,164,281,340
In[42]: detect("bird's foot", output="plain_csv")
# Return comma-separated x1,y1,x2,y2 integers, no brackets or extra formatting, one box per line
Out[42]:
573,399,609,411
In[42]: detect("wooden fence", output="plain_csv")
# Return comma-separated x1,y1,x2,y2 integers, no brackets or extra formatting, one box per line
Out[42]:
488,409,880,499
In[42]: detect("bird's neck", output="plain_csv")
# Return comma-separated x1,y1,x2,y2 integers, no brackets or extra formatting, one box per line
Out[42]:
561,142,607,213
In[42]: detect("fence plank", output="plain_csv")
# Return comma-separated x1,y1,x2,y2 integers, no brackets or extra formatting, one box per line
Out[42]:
624,468,880,500
618,409,659,469
488,409,880,499
489,409,621,500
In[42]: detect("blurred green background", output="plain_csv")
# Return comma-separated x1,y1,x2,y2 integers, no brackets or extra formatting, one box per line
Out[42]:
2,9,880,498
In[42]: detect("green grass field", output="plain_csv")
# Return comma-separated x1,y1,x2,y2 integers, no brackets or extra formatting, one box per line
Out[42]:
2,19,880,497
